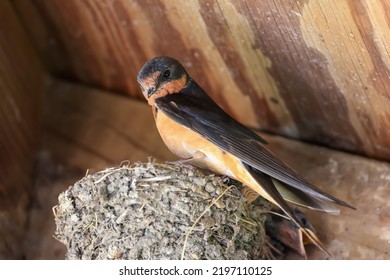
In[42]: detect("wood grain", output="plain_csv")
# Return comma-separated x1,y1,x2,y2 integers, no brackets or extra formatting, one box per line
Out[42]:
42,79,175,171
0,0,44,259
12,0,390,160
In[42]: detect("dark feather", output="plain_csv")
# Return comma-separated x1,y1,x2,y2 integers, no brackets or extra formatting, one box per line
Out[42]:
154,80,354,209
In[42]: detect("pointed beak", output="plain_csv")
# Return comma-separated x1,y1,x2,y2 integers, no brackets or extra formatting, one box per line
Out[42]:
147,87,156,98
137,80,155,99
137,72,160,99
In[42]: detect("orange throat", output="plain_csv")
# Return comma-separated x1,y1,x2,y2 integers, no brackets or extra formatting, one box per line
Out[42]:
146,74,188,106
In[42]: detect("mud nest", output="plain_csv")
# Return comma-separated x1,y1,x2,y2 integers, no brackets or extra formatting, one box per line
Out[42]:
54,161,271,260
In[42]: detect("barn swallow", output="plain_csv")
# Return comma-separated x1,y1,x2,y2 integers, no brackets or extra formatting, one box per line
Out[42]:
137,56,354,256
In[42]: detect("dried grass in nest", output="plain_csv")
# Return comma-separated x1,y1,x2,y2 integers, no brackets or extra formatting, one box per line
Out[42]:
54,160,272,260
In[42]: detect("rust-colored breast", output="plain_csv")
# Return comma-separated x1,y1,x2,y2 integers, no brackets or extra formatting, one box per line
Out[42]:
154,108,276,203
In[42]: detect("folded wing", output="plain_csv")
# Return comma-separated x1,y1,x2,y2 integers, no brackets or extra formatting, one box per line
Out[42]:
154,82,354,210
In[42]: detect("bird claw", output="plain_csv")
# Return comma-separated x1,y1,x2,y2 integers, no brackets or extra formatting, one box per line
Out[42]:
165,158,195,169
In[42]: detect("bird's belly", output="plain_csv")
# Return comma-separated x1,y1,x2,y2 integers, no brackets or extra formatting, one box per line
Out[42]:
155,110,235,176
155,110,275,202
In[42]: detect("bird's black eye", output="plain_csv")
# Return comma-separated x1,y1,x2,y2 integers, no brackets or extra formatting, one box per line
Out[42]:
163,69,171,78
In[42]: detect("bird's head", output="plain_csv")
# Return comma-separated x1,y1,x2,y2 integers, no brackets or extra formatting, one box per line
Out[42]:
137,56,190,105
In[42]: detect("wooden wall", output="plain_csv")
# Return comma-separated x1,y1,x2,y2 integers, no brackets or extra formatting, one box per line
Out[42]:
13,0,390,161
0,1,45,258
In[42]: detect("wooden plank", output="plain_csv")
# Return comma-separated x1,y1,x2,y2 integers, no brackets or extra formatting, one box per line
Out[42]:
0,0,45,259
12,0,390,161
42,79,175,172
41,80,390,259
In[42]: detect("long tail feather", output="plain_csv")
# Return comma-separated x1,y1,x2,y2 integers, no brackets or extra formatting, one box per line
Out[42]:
271,178,341,215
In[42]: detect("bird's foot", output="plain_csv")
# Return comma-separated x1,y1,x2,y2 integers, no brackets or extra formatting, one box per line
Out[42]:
165,158,195,169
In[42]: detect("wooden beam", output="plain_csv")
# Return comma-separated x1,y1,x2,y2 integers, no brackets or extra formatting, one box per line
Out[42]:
0,0,45,259
42,80,175,171
13,0,390,161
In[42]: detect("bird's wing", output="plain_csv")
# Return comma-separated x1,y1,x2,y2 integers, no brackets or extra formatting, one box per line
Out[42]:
154,84,354,210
